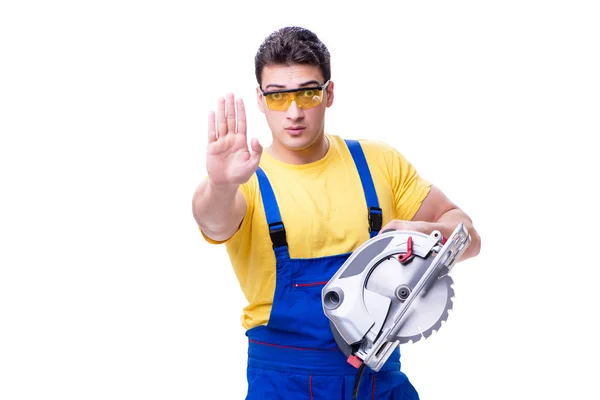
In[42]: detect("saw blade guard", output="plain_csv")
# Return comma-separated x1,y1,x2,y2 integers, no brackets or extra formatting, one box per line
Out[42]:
321,223,471,371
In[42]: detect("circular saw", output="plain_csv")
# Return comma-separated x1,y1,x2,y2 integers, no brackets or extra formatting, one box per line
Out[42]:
321,223,471,372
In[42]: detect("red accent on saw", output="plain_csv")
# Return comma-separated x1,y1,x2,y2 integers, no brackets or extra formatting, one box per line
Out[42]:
293,281,329,287
347,354,363,368
398,236,413,263
441,236,447,245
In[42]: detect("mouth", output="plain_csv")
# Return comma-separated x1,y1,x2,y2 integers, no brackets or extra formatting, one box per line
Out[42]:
285,126,306,136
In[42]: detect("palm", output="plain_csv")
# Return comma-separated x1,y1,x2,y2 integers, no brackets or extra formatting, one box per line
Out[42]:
206,94,263,186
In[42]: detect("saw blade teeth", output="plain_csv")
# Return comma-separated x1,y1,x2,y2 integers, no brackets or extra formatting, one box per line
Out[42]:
395,268,457,345
400,337,416,345
414,276,455,340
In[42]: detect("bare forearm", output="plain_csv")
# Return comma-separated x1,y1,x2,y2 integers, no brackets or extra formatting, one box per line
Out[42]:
383,186,481,263
192,178,243,241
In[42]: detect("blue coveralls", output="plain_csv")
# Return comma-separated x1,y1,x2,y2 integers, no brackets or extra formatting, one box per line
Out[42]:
245,140,420,400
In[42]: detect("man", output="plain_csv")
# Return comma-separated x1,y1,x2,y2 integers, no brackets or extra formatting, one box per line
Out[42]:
193,26,481,400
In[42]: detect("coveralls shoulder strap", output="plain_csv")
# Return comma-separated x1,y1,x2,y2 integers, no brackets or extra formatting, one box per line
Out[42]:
255,138,382,258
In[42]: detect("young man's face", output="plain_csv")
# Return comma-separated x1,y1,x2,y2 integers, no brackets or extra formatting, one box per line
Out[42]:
256,64,334,154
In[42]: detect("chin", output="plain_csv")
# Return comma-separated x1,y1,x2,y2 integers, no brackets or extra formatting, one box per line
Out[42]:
280,134,319,151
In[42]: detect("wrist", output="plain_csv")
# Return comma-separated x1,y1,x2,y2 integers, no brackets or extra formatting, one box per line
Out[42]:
207,177,239,193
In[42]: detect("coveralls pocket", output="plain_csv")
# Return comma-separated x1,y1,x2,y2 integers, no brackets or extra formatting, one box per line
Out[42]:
378,371,420,400
342,370,420,400
287,255,351,347
247,366,345,399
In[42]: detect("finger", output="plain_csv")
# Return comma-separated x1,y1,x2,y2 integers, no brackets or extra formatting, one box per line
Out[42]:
216,97,227,137
207,111,216,143
236,98,246,136
226,93,236,134
379,221,399,235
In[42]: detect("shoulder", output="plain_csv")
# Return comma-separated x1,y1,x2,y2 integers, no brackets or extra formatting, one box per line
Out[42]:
329,134,410,171
358,137,404,158
362,138,419,173
327,134,396,158
330,134,402,156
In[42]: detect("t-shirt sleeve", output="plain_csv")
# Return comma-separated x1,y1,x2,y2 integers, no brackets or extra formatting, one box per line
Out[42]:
198,174,256,245
383,143,432,221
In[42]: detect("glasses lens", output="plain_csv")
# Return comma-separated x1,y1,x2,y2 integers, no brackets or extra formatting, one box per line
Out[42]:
295,88,323,109
264,88,325,111
265,92,291,111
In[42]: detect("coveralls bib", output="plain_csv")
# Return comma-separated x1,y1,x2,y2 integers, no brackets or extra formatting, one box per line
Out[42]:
245,140,420,400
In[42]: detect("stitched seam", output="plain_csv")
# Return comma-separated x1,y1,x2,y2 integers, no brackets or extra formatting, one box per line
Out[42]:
372,374,376,400
249,339,339,351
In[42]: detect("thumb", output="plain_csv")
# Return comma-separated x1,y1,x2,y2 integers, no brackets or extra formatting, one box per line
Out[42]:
249,137,263,167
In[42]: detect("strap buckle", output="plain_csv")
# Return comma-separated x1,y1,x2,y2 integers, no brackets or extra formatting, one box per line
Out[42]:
268,222,287,249
368,207,382,233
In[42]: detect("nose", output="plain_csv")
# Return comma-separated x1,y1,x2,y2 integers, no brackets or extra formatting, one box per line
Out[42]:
286,100,304,121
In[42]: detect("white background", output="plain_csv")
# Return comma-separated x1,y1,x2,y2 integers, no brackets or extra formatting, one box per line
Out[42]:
1,1,599,399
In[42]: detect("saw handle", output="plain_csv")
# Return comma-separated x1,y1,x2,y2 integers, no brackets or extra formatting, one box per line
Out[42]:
381,228,448,245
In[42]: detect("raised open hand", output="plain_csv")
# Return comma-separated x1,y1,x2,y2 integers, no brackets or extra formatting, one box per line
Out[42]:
206,93,263,186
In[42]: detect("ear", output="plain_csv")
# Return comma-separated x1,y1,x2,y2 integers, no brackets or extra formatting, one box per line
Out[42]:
325,81,334,108
256,87,266,113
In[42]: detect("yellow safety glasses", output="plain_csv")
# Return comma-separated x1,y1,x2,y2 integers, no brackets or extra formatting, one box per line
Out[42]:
261,81,330,111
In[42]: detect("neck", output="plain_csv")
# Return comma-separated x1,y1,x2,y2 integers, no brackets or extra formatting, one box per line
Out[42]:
268,134,329,165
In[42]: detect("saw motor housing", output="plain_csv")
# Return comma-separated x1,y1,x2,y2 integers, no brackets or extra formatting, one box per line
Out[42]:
321,223,471,372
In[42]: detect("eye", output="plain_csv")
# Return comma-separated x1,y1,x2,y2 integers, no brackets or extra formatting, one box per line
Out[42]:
302,89,316,97
271,93,283,100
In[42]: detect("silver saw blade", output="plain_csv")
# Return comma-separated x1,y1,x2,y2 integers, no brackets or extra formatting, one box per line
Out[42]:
364,249,455,344
394,274,454,343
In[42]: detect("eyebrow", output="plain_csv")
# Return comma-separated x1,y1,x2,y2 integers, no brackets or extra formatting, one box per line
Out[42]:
264,80,322,90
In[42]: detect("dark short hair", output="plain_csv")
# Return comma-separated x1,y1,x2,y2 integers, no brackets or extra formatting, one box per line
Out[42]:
255,26,331,88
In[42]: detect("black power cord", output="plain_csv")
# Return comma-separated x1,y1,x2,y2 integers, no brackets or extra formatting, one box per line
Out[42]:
352,363,366,400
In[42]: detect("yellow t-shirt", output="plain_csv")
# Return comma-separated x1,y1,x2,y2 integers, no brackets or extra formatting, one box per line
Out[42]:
201,134,431,330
